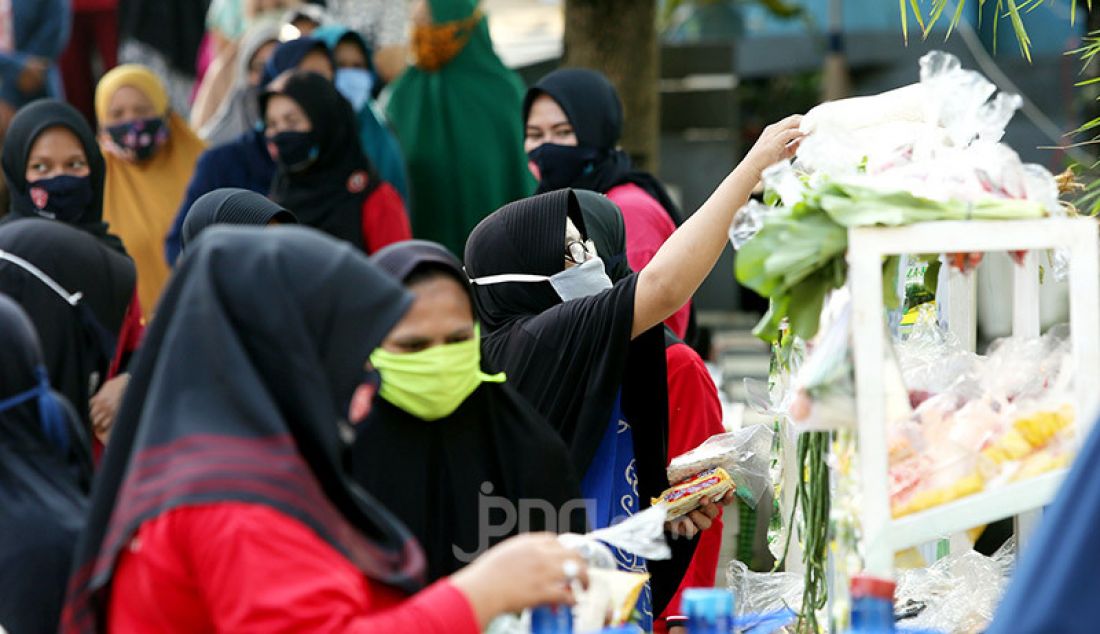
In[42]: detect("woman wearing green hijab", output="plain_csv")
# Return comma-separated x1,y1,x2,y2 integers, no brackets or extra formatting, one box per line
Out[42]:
386,0,534,256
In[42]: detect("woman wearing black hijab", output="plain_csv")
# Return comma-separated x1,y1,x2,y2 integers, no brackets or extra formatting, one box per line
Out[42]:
523,69,694,340
464,114,802,626
0,99,125,254
0,295,91,634
181,187,297,250
262,71,411,253
0,218,136,444
61,227,586,633
355,239,586,582
0,100,145,443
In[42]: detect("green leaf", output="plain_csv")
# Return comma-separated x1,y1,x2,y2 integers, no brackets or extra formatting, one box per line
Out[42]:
787,272,832,341
753,296,791,343
924,258,942,295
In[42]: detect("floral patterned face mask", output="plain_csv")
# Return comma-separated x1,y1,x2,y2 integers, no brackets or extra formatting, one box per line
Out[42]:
105,116,169,162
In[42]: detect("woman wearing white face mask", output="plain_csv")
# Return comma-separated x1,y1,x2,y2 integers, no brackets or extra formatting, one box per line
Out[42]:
464,117,803,630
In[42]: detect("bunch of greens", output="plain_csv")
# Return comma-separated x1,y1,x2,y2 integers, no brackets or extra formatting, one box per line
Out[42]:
736,182,1047,343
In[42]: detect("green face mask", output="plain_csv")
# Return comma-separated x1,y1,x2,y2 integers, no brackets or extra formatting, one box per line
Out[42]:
370,326,505,421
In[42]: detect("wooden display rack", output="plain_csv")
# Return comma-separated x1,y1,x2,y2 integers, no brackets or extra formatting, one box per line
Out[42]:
846,218,1100,576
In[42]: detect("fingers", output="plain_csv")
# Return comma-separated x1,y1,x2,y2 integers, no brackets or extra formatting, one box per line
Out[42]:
668,517,698,540
541,582,578,606
687,509,713,532
697,499,721,520
721,489,738,506
770,114,804,131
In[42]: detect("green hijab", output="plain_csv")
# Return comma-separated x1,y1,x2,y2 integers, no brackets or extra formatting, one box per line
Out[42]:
386,0,534,256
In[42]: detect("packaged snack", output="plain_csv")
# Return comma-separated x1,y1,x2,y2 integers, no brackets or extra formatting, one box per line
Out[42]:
666,425,773,509
652,468,734,520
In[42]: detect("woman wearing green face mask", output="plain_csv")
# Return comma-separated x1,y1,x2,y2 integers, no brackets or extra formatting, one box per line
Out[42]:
353,240,587,582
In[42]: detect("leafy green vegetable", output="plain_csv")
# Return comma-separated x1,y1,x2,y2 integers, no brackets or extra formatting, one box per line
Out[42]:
736,182,1048,343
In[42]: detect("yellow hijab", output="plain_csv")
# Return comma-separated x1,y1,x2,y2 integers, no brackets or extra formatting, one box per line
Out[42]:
96,65,205,319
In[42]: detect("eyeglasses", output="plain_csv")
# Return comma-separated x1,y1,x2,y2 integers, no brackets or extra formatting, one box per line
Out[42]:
564,240,591,265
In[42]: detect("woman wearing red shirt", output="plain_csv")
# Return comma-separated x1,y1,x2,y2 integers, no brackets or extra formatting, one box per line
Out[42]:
61,227,584,633
264,71,411,254
523,68,691,339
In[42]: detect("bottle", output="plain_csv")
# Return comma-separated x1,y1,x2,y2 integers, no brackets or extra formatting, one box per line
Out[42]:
847,574,896,633
681,588,734,634
530,604,573,634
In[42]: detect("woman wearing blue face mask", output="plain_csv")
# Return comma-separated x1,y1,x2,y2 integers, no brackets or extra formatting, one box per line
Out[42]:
313,25,380,109
464,113,803,627
0,294,91,634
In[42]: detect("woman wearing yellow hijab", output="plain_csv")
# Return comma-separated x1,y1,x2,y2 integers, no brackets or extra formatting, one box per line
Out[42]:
95,65,205,318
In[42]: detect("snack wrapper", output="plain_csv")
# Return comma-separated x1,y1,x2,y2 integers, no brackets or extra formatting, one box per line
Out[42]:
652,467,734,521
666,425,774,509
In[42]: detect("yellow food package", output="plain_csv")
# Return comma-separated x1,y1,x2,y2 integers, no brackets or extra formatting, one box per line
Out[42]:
892,472,984,518
572,568,650,631
651,467,733,521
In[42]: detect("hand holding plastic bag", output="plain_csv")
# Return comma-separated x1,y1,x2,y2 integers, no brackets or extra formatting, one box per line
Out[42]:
666,425,775,509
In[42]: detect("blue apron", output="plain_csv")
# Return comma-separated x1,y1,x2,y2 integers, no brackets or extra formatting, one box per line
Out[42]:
581,391,653,631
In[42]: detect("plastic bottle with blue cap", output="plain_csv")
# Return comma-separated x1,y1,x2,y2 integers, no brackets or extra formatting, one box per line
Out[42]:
682,588,734,634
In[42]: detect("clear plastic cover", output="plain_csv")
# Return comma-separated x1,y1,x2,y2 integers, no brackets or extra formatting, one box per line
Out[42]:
666,425,775,509
894,538,1016,633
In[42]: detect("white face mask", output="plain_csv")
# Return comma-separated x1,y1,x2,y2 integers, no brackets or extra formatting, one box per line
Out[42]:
469,256,614,302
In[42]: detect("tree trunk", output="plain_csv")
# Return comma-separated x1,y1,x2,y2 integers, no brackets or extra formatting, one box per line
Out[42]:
563,0,660,172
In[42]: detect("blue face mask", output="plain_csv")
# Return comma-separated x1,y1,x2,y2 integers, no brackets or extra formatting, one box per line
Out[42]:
334,68,375,112
0,366,70,455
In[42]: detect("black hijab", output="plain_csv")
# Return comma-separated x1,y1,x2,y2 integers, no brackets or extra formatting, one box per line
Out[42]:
0,295,91,634
575,190,633,282
265,72,379,251
181,187,298,250
463,188,670,516
0,99,126,254
524,69,682,226
0,219,136,431
62,227,425,633
355,240,586,582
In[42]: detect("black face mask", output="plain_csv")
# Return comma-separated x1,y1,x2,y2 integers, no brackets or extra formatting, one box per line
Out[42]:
267,131,319,173
527,143,601,191
26,175,94,223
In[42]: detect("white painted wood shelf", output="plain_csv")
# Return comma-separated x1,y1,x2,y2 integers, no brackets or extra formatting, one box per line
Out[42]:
846,218,1100,576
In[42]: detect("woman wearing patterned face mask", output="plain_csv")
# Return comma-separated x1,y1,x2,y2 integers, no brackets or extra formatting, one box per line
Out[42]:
95,65,206,319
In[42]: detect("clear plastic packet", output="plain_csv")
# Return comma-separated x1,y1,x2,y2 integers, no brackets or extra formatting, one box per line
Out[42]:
666,425,775,509
726,560,804,620
583,503,671,561
730,199,770,251
894,538,1016,633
